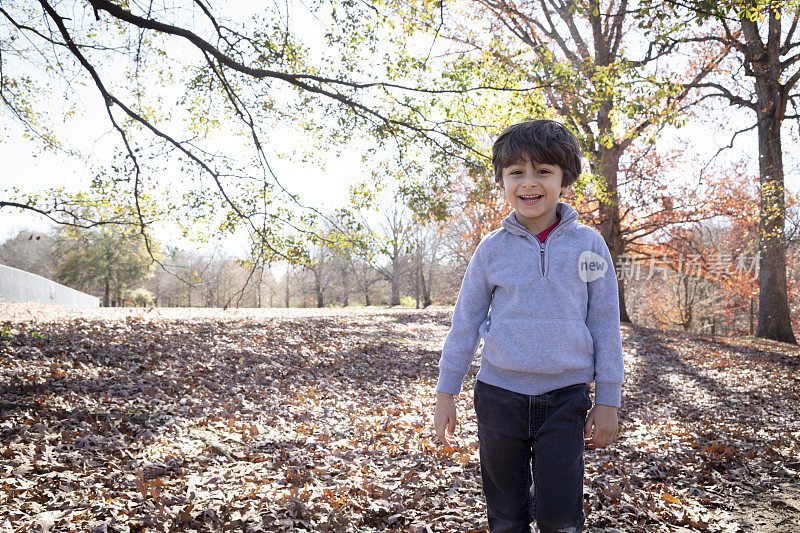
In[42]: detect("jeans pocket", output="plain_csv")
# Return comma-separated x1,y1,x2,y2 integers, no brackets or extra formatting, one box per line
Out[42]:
582,384,593,411
564,384,592,429
473,380,496,418
474,380,504,414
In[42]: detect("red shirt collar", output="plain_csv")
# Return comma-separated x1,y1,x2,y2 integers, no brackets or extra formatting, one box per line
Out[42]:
535,215,560,242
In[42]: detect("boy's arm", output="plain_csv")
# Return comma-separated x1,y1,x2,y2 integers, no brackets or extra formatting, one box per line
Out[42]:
585,236,624,407
436,243,493,396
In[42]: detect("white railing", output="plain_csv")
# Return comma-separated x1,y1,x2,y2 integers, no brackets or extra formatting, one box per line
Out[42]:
0,264,100,307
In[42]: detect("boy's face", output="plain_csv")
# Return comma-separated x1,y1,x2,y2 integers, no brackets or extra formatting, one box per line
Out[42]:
501,158,570,235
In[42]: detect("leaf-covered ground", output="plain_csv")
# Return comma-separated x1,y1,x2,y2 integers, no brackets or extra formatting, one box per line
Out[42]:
1,304,799,532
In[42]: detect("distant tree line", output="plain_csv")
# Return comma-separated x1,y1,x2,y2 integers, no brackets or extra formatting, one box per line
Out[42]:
0,199,467,310
2,175,798,340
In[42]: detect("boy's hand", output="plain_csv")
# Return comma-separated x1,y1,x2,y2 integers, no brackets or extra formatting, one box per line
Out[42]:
584,404,619,448
434,392,457,447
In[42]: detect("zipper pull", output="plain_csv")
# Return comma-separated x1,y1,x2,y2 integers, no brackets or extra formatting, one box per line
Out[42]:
539,241,546,275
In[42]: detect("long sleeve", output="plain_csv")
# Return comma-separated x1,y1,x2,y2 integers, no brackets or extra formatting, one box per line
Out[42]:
436,243,494,396
585,236,625,407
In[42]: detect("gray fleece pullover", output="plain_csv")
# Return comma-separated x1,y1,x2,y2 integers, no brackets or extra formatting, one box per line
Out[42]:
436,201,624,407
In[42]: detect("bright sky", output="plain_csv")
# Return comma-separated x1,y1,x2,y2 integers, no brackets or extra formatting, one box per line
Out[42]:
1,1,799,250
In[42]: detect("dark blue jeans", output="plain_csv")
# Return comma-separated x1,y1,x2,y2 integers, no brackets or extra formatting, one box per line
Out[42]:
473,380,592,533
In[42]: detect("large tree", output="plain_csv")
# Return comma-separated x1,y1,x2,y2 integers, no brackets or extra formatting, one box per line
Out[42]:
649,0,799,342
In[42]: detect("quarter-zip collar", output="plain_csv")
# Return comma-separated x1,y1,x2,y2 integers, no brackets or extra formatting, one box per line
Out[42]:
501,201,579,241
500,202,580,277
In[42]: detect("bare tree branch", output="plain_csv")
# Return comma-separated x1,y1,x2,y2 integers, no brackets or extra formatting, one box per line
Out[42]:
612,0,629,59
692,82,758,110
697,122,759,184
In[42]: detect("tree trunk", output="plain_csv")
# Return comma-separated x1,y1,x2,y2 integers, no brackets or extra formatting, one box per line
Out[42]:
341,266,350,306
103,279,110,307
583,14,632,325
391,275,400,306
390,250,401,306
414,259,420,309
284,273,290,307
421,270,432,308
745,10,797,344
256,267,262,308
754,110,796,342
681,275,693,330
315,270,324,308
595,122,632,324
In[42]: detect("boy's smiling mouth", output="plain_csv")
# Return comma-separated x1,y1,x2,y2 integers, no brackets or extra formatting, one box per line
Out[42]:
519,194,543,205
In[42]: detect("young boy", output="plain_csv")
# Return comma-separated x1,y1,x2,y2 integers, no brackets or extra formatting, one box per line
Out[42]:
433,119,624,533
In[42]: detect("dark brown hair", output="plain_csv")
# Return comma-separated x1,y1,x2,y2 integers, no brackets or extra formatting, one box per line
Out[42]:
491,119,582,186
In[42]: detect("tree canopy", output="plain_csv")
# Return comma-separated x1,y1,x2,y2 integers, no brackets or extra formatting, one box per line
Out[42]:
0,0,478,262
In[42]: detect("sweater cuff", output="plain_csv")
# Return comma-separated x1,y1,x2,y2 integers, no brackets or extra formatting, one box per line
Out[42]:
436,368,466,396
594,381,622,408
